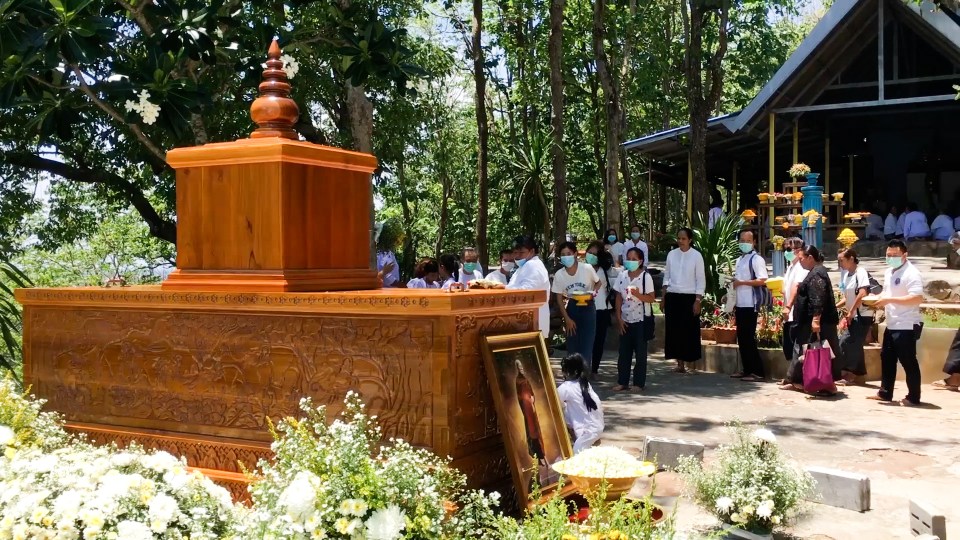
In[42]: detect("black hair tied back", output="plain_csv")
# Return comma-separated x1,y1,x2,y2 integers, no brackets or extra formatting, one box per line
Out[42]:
562,354,597,412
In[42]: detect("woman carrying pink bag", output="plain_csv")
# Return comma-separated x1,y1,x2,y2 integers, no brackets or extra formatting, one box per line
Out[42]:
779,245,843,394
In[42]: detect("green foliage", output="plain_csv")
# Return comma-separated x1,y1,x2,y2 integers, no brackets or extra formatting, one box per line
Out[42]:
0,260,30,383
678,422,815,535
693,213,743,299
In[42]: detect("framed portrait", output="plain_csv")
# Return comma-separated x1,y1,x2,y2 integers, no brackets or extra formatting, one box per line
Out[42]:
481,331,575,507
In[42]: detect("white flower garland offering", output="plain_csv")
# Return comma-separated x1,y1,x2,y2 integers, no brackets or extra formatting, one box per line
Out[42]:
124,90,161,125
280,54,299,79
551,446,655,479
0,445,239,539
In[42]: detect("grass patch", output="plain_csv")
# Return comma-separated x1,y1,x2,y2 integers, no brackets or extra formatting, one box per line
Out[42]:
924,311,960,329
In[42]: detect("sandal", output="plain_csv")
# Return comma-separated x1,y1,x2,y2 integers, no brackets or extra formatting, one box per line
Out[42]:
612,385,630,392
899,398,921,407
672,366,687,373
866,394,890,402
778,383,797,391
741,375,761,382
932,380,959,390
730,372,745,378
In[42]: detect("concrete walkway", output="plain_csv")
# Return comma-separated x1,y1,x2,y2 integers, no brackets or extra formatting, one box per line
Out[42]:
577,352,960,540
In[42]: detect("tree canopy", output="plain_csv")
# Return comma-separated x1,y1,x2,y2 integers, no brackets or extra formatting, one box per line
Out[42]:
0,0,814,281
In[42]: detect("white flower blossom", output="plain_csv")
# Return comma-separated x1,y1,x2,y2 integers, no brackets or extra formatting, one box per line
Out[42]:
280,54,299,79
715,496,734,513
753,428,777,444
278,471,318,521
365,505,405,540
757,500,774,519
0,425,14,446
116,520,152,540
123,90,161,126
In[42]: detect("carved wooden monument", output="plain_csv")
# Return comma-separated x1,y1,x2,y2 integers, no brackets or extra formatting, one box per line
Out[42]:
17,41,544,500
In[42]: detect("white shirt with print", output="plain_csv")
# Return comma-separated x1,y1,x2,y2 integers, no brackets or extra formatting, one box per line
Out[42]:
614,271,654,324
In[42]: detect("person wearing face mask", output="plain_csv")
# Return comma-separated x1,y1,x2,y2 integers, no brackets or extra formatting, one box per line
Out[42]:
731,230,768,382
779,238,808,384
836,248,873,384
507,235,552,339
661,227,705,374
613,248,656,391
407,258,441,289
623,225,649,267
586,241,618,377
457,247,484,288
869,240,924,406
780,245,842,392
605,228,625,266
552,242,602,371
485,248,516,286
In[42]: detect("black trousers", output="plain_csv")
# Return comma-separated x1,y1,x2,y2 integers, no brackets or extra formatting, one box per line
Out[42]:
781,321,797,363
879,328,921,403
617,321,648,387
735,307,764,377
591,309,612,373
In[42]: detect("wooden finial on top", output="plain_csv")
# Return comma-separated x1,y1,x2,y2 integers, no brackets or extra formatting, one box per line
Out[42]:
250,39,300,139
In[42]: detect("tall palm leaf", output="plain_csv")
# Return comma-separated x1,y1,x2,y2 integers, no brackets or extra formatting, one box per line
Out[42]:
693,213,743,299
0,260,31,385
503,128,554,248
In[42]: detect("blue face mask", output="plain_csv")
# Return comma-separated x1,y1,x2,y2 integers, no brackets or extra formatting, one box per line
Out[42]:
463,262,478,273
739,243,753,254
624,260,641,271
607,235,617,243
585,253,599,265
560,255,576,268
886,256,904,269
783,251,795,262
631,232,641,240
516,258,527,268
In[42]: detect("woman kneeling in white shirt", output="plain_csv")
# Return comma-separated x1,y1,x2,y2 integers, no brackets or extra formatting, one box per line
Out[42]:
558,353,604,453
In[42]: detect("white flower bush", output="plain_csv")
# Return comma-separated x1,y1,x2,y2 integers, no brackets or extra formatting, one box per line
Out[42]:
0,444,240,539
677,422,814,535
0,376,69,452
125,89,162,125
238,391,499,540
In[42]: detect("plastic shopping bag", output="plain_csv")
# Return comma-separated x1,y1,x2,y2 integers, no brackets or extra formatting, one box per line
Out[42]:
802,340,836,394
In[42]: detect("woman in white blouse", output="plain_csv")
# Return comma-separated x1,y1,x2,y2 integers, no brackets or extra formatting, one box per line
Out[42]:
836,248,873,383
779,237,808,385
660,227,705,373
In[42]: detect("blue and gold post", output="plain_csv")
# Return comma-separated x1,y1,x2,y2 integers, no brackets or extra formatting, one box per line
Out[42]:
801,172,823,248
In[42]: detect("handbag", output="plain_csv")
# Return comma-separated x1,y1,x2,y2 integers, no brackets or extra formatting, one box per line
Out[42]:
802,336,837,394
641,271,655,341
749,253,773,311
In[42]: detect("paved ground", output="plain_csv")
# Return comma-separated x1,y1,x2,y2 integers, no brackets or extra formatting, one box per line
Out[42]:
572,352,960,540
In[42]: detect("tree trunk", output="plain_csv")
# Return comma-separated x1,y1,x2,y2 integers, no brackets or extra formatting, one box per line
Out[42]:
620,151,637,228
472,0,490,268
436,171,451,256
548,0,567,248
398,156,414,280
680,0,730,222
593,0,623,235
619,0,638,229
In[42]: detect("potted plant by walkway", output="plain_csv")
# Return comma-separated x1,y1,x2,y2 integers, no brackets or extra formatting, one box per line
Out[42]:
788,163,811,182
678,423,814,539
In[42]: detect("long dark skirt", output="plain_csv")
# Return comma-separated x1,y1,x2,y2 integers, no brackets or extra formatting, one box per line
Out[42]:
664,292,702,362
838,316,872,376
787,322,842,384
944,328,960,375
565,300,597,371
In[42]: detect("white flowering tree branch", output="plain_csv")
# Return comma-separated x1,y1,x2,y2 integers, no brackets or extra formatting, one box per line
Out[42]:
67,64,168,171
0,152,177,245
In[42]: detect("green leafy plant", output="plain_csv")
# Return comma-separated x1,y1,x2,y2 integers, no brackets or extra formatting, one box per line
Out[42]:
693,213,743,300
0,260,31,383
678,422,814,535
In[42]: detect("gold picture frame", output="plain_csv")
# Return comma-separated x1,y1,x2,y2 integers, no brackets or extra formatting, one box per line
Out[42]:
481,331,575,508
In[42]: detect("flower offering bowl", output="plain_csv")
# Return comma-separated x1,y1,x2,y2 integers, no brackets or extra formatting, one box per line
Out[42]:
571,293,593,306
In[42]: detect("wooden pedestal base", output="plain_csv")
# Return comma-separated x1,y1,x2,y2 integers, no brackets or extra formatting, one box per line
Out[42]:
18,287,545,500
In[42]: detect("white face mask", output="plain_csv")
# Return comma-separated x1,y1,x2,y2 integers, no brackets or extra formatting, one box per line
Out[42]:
501,261,516,272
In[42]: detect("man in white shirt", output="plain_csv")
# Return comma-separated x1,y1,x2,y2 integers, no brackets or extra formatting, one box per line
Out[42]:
930,209,954,241
865,211,884,240
731,231,768,381
883,206,900,240
779,238,809,381
896,210,906,238
507,236,552,339
457,247,484,287
485,248,515,286
902,203,931,241
622,225,649,268
870,239,924,406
